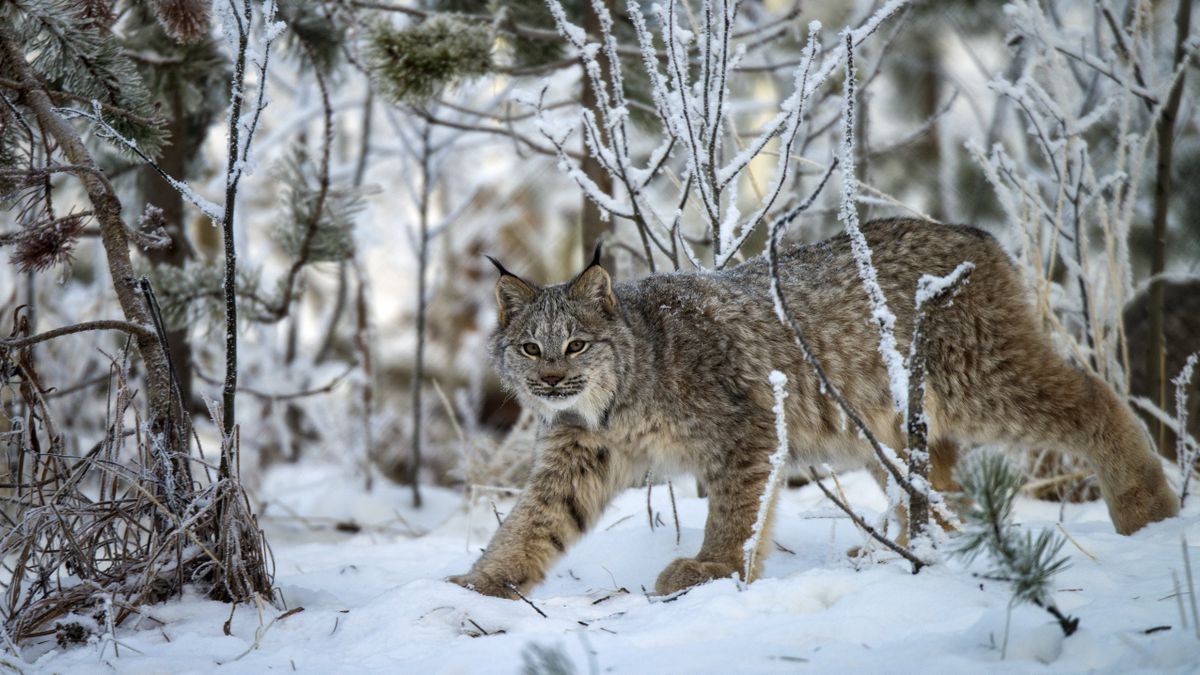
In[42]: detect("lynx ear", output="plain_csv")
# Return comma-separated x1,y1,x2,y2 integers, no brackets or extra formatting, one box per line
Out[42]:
568,246,616,315
486,255,537,328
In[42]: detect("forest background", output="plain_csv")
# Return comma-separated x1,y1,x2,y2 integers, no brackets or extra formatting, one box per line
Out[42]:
1,0,1198,670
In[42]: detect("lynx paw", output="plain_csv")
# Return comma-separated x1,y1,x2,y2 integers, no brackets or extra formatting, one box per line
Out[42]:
654,558,738,595
447,571,518,599
1109,473,1180,535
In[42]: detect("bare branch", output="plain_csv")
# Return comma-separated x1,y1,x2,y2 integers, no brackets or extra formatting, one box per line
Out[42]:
808,466,927,572
0,320,154,350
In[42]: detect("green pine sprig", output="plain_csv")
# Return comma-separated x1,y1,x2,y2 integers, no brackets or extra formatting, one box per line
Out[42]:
954,450,1079,636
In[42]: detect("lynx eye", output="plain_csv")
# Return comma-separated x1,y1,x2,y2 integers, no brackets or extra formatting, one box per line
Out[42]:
565,339,587,355
521,342,541,357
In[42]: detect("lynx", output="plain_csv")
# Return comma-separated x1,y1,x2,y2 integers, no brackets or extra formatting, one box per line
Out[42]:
449,218,1178,598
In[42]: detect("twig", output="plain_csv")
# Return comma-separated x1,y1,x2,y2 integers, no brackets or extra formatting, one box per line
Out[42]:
1054,523,1097,563
1173,571,1189,632
604,514,633,531
645,472,655,531
807,466,927,572
1173,353,1199,506
640,584,691,604
228,606,305,662
504,583,547,618
219,0,280,444
196,366,353,402
667,481,680,546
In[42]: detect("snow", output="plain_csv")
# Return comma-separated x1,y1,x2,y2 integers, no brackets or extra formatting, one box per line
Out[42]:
914,262,975,308
22,464,1200,673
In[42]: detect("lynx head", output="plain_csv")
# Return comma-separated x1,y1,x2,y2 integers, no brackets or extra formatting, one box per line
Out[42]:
487,246,629,428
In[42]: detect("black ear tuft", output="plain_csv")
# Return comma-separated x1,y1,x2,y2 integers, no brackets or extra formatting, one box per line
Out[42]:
484,254,516,278
588,241,603,269
485,255,539,328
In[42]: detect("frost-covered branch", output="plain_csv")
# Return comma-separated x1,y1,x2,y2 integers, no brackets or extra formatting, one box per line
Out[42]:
742,371,791,584
1175,352,1200,507
970,0,1197,406
764,158,929,571
55,105,223,222
530,0,908,272
906,263,974,546
837,30,907,416
217,0,282,443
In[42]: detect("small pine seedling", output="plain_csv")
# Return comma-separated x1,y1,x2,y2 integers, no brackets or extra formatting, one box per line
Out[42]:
954,450,1079,640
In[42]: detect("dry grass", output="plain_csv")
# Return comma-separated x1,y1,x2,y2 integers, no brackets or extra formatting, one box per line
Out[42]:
1,340,273,649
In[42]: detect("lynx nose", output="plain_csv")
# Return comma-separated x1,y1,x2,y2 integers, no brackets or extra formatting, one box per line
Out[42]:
541,374,563,386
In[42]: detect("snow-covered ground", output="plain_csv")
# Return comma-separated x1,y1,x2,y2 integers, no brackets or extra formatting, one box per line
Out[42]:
24,464,1200,674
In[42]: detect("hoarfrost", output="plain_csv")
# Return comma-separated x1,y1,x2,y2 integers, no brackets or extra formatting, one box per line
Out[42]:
742,370,791,584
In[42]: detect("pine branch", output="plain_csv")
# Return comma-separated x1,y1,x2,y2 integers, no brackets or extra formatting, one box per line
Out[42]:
0,75,163,128
954,450,1077,636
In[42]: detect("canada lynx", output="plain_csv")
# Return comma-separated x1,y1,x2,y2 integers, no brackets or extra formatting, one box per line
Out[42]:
449,218,1178,598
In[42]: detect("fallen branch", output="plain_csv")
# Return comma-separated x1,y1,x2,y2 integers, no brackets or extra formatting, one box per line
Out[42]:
807,466,928,572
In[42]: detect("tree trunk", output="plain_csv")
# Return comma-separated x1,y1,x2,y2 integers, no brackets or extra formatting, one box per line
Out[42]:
409,124,432,509
140,86,196,414
913,36,943,222
1147,0,1192,455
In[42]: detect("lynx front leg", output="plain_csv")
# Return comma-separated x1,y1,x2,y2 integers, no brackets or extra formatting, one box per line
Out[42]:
655,451,773,595
449,430,625,598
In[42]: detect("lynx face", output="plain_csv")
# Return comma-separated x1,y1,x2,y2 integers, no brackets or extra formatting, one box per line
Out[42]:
488,255,629,428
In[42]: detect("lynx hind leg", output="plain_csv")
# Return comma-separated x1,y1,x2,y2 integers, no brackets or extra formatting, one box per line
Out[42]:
928,323,1177,535
928,437,962,493
1026,369,1176,533
655,440,777,595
